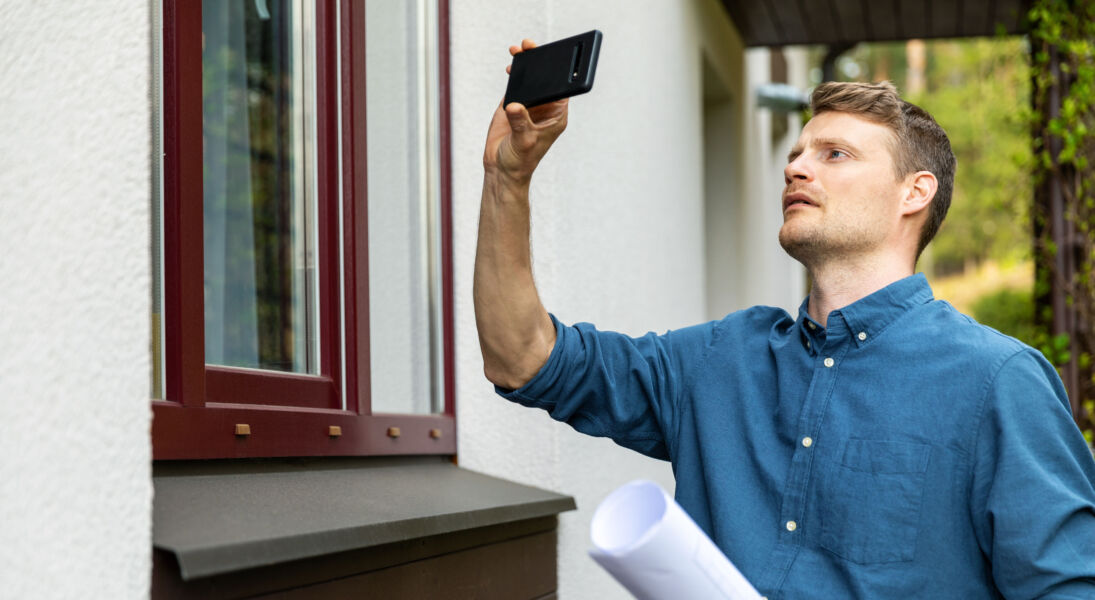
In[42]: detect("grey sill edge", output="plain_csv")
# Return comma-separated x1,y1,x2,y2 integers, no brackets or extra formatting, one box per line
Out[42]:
153,455,576,580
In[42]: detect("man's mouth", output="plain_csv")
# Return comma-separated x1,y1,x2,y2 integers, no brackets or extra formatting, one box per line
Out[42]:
782,192,817,212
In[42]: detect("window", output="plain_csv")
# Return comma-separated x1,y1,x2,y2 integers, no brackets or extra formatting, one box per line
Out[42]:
151,0,454,459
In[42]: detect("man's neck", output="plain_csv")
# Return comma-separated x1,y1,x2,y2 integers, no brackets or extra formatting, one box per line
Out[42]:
805,255,915,328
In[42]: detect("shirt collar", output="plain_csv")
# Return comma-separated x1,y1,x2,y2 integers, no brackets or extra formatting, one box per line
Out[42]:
796,273,935,347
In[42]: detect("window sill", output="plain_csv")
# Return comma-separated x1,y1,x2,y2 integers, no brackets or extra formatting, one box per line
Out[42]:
152,456,576,582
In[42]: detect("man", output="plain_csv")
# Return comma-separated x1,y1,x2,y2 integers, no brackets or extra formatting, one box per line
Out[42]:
474,40,1095,598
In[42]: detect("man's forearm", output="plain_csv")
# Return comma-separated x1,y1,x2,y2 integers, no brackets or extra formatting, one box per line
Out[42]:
474,43,567,389
473,171,556,390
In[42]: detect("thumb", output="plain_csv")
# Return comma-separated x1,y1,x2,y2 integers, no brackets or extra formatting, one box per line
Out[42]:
504,102,532,135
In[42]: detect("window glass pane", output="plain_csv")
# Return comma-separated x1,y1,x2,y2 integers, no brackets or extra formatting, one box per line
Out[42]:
202,0,318,374
366,0,443,414
152,0,165,399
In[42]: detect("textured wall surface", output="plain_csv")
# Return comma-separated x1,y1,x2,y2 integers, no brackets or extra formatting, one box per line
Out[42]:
450,0,802,597
0,2,152,599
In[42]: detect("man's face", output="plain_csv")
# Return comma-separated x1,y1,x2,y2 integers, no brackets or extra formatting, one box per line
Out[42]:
779,111,906,265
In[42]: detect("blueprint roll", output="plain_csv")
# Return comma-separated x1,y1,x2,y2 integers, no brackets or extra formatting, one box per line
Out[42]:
589,480,762,600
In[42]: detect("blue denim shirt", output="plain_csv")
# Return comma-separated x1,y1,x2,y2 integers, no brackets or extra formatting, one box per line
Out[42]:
498,274,1095,598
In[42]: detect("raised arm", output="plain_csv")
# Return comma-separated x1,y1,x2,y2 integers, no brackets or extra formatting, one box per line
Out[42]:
474,40,569,390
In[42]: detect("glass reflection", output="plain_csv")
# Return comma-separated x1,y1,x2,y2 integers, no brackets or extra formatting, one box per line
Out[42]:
202,0,318,374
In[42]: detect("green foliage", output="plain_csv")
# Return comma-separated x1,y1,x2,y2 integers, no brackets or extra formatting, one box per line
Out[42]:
1042,332,1074,367
972,286,1075,374
971,288,1040,346
1028,0,1095,432
909,40,1033,275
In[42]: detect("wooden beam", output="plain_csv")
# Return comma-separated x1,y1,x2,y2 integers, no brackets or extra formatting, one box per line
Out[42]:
766,0,810,46
729,0,782,46
831,0,867,43
929,0,962,39
866,0,901,42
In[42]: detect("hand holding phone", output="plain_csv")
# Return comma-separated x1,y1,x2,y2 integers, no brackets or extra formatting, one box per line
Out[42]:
504,30,602,108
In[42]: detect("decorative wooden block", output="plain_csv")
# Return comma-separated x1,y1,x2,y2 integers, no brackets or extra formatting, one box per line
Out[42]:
234,424,251,436
328,426,342,437
387,427,401,438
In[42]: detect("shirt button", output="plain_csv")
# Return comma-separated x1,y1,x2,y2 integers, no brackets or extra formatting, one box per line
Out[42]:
802,436,813,447
824,357,835,368
786,520,798,532
807,321,817,330
857,331,867,341
806,340,811,349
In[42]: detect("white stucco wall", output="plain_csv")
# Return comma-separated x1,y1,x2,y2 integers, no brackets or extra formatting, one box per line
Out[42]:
451,1,803,597
737,46,810,312
0,3,151,599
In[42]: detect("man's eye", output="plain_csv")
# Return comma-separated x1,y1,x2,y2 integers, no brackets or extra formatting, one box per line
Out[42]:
827,149,847,159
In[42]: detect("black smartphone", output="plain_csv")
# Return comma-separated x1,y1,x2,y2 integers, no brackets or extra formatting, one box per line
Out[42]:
504,30,602,108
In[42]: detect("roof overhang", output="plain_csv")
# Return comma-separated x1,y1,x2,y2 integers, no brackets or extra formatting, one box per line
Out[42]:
721,0,1032,47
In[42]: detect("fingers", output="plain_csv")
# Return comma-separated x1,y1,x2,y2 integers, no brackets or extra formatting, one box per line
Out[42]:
509,39,538,56
506,39,537,74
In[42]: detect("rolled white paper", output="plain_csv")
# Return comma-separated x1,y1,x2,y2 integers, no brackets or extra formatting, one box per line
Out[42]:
589,480,762,600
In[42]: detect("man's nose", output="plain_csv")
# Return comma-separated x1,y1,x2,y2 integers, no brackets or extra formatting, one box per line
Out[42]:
784,155,812,185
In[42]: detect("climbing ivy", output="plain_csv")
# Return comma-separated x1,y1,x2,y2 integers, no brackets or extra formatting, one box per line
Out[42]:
1028,0,1095,436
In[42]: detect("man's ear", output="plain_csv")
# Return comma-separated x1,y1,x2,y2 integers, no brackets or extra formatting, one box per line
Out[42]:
901,170,937,217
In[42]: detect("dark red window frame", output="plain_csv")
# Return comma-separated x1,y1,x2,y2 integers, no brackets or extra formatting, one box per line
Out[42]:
153,0,456,459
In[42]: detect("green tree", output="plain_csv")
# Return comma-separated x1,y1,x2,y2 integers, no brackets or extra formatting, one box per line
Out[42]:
911,39,1032,275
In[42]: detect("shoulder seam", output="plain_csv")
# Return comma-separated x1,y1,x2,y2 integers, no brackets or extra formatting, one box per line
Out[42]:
965,347,1034,494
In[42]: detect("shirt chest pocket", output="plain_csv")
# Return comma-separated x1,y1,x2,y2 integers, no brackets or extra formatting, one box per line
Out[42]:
816,439,932,564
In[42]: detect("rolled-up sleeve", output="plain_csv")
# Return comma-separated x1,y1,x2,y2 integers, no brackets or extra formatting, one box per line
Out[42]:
970,349,1095,598
495,313,716,460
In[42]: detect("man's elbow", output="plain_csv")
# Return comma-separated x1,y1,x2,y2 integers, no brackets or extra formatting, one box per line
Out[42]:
482,360,533,391
480,323,555,391
482,348,549,391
